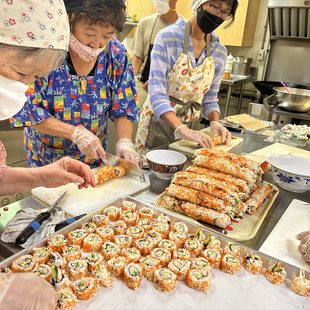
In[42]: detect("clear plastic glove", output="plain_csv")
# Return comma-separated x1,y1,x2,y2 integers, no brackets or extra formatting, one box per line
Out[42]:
116,138,141,166
296,231,310,263
210,121,232,144
174,124,214,148
0,273,57,310
71,125,106,161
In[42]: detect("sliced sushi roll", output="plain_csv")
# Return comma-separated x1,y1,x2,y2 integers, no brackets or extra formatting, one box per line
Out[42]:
168,231,187,248
11,254,35,272
190,227,206,243
106,256,127,277
290,269,310,297
172,248,191,261
153,268,177,293
32,247,50,265
202,249,221,269
139,207,154,220
223,242,241,258
220,254,242,274
113,220,127,235
126,226,144,240
57,288,77,310
244,252,263,275
145,230,162,247
101,241,121,260
191,257,210,270
71,277,98,301
167,259,191,280
121,210,138,226
121,200,137,212
0,267,11,274
63,245,81,262
186,267,211,293
153,221,170,239
104,205,121,221
151,248,171,267
49,252,67,269
203,235,222,251
92,214,109,227
140,256,160,280
137,218,153,231
172,222,189,235
96,226,114,242
92,263,113,288
121,247,141,263
51,265,70,291
156,213,171,225
158,239,177,253
32,264,52,281
265,262,287,285
115,234,133,249
48,234,67,252
184,239,203,257
67,259,88,281
83,252,104,271
81,222,97,233
67,229,88,245
135,238,154,256
82,233,103,252
124,263,143,290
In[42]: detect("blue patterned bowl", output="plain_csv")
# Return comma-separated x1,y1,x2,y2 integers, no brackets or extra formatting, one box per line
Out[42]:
146,150,187,180
268,155,310,193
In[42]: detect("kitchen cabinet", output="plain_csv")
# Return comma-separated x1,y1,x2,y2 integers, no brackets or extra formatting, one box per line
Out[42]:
126,0,155,21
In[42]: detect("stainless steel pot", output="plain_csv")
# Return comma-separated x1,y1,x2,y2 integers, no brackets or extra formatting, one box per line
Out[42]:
273,87,310,113
232,56,253,76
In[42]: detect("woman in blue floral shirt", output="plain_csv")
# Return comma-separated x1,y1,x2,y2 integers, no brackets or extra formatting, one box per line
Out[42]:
11,0,140,168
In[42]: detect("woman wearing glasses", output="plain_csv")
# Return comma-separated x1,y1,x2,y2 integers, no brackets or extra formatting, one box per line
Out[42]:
135,0,238,154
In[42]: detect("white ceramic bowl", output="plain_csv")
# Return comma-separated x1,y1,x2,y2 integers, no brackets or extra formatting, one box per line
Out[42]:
146,150,187,180
268,155,310,193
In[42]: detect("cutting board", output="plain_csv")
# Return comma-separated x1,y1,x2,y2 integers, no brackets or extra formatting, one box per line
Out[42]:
259,199,310,271
169,127,244,157
31,174,150,217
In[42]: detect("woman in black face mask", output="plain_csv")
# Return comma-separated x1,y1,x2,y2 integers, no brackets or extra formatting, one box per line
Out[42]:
135,0,239,155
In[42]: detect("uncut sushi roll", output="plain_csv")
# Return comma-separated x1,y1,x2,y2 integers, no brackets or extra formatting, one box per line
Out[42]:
153,268,177,293
51,265,70,291
140,256,160,280
204,235,222,251
151,248,171,267
145,230,162,247
63,245,81,262
92,263,113,288
191,257,210,270
48,234,67,252
82,233,103,252
106,256,127,277
121,210,138,226
244,252,263,275
104,205,121,221
126,226,144,240
220,254,242,274
265,262,287,285
124,263,143,290
11,255,35,272
71,277,98,301
158,239,177,253
83,252,104,271
137,218,153,231
186,267,211,293
32,247,50,265
81,222,97,233
113,220,127,235
115,234,133,249
139,207,154,220
96,226,114,242
184,239,203,257
121,200,137,212
290,269,310,297
102,241,121,260
202,249,222,269
32,264,52,281
67,259,88,281
67,229,88,245
172,222,189,235
121,247,142,263
169,231,187,248
57,288,77,310
153,221,170,239
92,214,109,227
135,238,154,255
173,248,191,261
168,259,191,280
49,252,67,269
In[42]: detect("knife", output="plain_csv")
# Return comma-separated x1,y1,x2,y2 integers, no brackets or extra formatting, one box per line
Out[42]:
196,220,228,235
55,213,87,231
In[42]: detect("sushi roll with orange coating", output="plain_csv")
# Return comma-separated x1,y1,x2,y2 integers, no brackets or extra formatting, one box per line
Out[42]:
184,239,203,257
63,245,81,262
135,238,154,255
32,264,52,281
104,205,121,221
101,241,120,260
121,210,138,226
265,262,287,285
156,213,171,224
244,252,263,274
67,229,88,245
220,254,242,274
169,231,187,248
57,288,77,310
0,267,11,274
223,242,241,258
290,269,310,297
48,234,67,252
158,239,177,253
96,226,114,242
191,227,206,243
106,256,127,277
124,263,143,290
153,268,177,293
81,222,97,233
151,248,172,267
172,222,189,235
137,218,153,231
92,263,113,288
82,233,103,252
115,235,133,249
186,267,211,293
92,214,109,227
68,259,88,281
121,200,137,212
83,252,103,271
49,252,67,269
51,265,70,291
126,226,144,240
191,257,210,270
32,247,50,265
153,221,170,239
140,256,160,280
145,229,162,247
173,248,191,261
202,249,222,269
139,207,154,220
121,247,141,263
204,235,222,251
11,255,35,272
113,220,127,235
71,277,98,301
168,259,191,280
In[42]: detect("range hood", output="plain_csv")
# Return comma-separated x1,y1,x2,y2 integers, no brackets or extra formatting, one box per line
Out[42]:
268,0,310,40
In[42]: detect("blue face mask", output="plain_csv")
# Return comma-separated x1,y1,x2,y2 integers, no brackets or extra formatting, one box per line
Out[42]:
197,9,224,34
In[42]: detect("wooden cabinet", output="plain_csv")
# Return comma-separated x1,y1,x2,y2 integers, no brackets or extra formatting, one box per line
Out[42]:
176,0,192,20
126,0,155,21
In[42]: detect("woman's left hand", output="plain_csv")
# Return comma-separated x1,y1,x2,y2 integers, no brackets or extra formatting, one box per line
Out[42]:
210,121,232,144
116,138,141,166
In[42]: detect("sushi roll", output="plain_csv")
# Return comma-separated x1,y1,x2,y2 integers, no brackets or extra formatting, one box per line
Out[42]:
145,230,162,247
48,234,67,252
82,233,103,252
124,263,143,290
265,262,287,285
202,249,221,269
121,247,141,263
168,231,187,248
32,247,50,265
49,252,67,269
172,222,189,235
104,205,121,221
153,268,177,293
81,222,97,233
158,239,177,253
92,214,109,227
96,226,114,242
126,226,144,240
71,277,98,301
51,265,70,291
184,239,203,257
156,213,171,224
115,234,133,249
139,207,154,220
121,200,137,212
113,220,127,235
153,221,170,239
67,259,88,280
63,245,81,262
290,269,310,297
121,210,138,226
186,267,211,293
135,238,154,256
32,264,52,281
223,242,241,258
101,241,121,260
244,252,263,274
67,229,88,245
106,256,127,277
0,267,11,274
92,263,113,288
83,252,104,271
172,248,191,261
137,218,153,231
11,255,35,272
204,235,222,251
191,227,206,243
57,288,77,310
220,254,242,274
191,257,210,270
151,248,171,267
167,259,191,280
140,256,160,280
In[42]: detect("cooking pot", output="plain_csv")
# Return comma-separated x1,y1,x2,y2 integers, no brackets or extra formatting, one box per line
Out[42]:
232,57,252,76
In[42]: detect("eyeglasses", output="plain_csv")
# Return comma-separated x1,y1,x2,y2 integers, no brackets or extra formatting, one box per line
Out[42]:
206,1,233,20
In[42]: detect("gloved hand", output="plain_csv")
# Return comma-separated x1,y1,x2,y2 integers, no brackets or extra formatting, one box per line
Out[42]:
0,273,57,310
116,138,141,166
210,121,232,144
174,124,214,148
296,231,310,263
71,125,106,161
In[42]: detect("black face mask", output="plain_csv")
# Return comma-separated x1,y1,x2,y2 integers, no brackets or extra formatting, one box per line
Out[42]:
197,9,224,34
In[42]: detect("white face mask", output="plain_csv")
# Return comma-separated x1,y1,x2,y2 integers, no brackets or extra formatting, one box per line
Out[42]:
153,0,171,15
0,75,28,121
